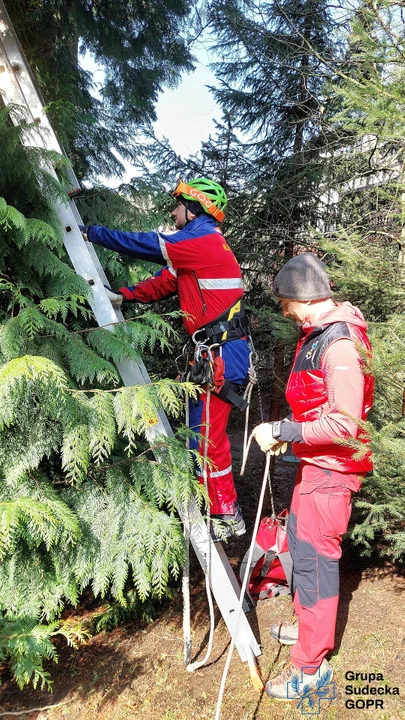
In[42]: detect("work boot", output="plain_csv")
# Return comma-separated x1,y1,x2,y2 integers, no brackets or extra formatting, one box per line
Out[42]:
210,503,246,542
270,619,298,645
265,659,334,701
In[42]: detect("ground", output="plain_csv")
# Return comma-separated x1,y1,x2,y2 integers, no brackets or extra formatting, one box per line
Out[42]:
1,426,405,720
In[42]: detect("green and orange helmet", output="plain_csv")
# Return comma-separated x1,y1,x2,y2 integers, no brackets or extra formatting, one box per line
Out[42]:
171,177,228,222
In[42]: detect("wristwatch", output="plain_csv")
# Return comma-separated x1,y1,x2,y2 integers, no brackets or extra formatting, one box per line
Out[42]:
272,420,282,439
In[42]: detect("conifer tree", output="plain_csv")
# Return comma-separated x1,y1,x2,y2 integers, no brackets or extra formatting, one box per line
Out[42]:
131,0,338,274
315,0,405,559
206,0,337,265
5,0,194,179
0,107,202,689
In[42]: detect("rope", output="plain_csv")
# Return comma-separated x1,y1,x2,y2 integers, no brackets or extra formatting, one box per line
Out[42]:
182,390,192,666
0,704,67,717
241,430,276,518
215,443,271,720
240,431,254,478
242,354,256,468
241,351,263,478
182,516,192,665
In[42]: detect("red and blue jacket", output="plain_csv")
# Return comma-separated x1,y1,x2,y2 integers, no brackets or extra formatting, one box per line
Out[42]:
87,215,250,384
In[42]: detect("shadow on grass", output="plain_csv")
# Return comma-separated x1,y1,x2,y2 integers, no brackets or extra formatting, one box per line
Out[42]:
0,639,148,717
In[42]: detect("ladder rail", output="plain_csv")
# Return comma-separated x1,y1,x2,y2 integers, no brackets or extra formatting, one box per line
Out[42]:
0,1,261,664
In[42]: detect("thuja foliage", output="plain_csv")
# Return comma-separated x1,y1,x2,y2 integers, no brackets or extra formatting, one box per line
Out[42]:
76,178,172,294
0,108,203,689
316,0,405,560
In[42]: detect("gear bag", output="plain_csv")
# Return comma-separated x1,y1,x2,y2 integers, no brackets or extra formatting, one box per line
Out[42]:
239,510,292,600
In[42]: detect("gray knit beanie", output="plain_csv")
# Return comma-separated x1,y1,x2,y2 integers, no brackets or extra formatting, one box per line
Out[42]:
272,253,332,301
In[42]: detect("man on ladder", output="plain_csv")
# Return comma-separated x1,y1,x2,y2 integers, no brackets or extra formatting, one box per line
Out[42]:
80,177,249,541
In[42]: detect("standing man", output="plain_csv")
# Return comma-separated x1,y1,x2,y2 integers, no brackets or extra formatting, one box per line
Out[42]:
252,253,374,699
80,177,249,540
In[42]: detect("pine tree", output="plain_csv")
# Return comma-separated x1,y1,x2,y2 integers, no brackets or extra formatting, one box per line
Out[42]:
0,107,203,689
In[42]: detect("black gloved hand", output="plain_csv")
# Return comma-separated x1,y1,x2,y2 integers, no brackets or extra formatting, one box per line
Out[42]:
278,419,303,443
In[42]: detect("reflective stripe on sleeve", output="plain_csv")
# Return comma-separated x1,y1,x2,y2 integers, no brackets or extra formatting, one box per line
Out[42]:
197,278,244,290
196,464,233,478
167,266,177,277
158,234,171,265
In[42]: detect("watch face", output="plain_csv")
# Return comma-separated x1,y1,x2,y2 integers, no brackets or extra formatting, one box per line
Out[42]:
272,420,282,439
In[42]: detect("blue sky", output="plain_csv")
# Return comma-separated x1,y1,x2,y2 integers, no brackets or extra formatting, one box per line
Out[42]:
82,45,220,184
153,46,219,159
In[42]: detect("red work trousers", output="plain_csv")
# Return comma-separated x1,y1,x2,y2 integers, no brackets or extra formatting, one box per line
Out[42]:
287,462,361,670
188,390,237,515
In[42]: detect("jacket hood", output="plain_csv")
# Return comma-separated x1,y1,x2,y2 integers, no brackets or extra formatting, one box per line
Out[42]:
302,301,368,334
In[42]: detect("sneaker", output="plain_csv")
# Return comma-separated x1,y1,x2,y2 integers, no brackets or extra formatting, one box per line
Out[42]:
210,503,246,542
265,659,334,701
270,620,298,645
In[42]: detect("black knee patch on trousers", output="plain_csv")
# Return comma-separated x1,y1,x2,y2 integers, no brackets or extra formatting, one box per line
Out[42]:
288,510,339,608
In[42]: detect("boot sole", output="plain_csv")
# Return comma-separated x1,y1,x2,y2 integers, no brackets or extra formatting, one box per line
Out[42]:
270,636,298,645
270,627,298,645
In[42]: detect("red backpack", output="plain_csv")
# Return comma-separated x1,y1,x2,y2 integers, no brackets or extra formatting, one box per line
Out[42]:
240,510,292,600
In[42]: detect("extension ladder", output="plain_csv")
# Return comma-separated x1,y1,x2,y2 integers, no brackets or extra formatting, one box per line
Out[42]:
0,1,261,670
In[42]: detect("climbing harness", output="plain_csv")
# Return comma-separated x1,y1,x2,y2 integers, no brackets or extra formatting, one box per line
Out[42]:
239,511,291,600
192,299,249,346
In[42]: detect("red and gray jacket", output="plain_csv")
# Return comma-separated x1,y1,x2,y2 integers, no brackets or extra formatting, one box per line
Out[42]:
285,302,374,474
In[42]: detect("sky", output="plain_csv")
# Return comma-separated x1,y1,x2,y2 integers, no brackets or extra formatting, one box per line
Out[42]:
82,45,220,185
153,46,219,159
